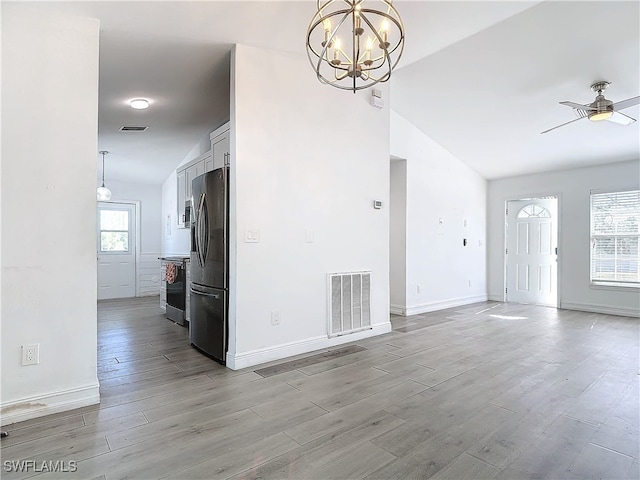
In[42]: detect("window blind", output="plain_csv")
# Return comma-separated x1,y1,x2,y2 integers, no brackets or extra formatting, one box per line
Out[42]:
590,190,640,285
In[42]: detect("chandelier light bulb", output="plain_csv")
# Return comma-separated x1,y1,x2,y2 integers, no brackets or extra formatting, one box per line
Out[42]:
306,0,405,92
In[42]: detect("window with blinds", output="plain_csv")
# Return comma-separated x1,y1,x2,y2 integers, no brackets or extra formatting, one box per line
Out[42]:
590,189,640,286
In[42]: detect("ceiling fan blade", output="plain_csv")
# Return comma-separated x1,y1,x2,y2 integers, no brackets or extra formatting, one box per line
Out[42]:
559,101,597,111
605,111,636,125
611,96,640,111
540,116,586,134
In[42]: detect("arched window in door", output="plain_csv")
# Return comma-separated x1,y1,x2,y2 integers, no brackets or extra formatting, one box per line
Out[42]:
517,204,551,218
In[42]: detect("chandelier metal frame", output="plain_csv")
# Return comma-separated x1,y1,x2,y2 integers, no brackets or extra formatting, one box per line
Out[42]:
306,0,405,93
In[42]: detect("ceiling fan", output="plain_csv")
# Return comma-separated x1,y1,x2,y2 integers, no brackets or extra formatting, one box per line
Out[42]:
541,81,640,134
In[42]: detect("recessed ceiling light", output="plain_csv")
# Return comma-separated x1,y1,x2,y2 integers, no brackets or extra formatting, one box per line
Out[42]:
130,99,150,110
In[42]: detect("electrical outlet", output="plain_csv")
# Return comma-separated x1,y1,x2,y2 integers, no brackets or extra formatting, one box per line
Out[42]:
271,311,280,326
468,280,472,287
416,284,421,294
22,344,39,366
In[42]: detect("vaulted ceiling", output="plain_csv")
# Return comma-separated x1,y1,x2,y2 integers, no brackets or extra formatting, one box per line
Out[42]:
15,1,639,184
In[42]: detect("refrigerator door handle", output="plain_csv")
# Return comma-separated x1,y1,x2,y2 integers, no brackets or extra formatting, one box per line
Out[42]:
201,193,209,265
196,193,206,267
190,287,221,300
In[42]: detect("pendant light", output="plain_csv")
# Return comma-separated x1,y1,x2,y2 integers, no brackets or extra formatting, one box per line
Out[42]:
97,150,112,201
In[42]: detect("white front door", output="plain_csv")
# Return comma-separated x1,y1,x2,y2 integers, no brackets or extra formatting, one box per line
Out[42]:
97,202,136,300
506,198,558,306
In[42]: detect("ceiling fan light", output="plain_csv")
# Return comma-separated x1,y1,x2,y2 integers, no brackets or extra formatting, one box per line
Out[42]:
589,110,613,122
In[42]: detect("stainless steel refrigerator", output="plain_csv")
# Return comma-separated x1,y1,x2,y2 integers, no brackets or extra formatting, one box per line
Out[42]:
189,167,228,364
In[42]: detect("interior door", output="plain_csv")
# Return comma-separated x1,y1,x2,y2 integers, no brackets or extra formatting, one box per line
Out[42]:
97,202,136,299
506,198,558,306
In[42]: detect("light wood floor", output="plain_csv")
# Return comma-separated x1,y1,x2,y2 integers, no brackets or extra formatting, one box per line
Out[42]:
1,297,638,480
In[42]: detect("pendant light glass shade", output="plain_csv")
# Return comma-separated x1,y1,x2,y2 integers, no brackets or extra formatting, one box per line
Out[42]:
97,185,112,201
97,151,112,201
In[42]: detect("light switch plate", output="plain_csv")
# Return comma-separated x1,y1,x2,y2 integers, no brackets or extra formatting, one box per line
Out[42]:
245,228,260,243
305,229,314,243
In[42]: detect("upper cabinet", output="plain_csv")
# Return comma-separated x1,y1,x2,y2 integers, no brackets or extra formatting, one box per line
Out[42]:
210,122,230,170
176,122,230,229
176,149,212,228
176,169,187,227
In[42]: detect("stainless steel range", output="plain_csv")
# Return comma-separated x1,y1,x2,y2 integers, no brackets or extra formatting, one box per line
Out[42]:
162,257,189,326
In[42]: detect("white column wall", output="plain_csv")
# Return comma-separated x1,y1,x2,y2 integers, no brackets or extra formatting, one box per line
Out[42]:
1,9,100,423
229,44,391,369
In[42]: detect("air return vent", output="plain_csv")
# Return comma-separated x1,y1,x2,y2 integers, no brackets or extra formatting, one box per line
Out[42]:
119,125,148,132
328,271,371,337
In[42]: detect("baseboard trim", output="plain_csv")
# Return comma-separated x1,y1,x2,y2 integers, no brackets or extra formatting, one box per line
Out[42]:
488,294,504,302
560,301,640,318
137,291,160,298
404,295,489,316
0,383,100,426
226,322,392,371
390,304,405,315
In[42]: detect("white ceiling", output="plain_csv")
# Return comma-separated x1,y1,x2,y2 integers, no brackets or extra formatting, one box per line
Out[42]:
392,1,640,179
21,1,639,183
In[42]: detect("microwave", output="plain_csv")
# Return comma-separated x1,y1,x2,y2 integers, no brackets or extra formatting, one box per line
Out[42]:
184,200,192,226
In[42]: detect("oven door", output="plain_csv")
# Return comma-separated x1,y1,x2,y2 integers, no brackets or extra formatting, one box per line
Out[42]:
166,262,186,325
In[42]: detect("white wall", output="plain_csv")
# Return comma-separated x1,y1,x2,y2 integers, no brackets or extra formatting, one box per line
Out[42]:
105,180,162,296
390,111,488,315
1,9,100,423
390,159,407,312
488,160,640,317
161,170,190,256
229,44,392,369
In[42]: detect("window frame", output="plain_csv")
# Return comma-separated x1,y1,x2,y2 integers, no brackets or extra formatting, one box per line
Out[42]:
590,187,640,288
98,207,131,254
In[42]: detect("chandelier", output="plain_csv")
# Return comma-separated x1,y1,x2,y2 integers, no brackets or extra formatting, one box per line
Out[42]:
306,0,405,93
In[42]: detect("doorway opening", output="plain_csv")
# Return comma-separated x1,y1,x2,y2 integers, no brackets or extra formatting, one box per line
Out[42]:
389,157,407,315
505,196,558,307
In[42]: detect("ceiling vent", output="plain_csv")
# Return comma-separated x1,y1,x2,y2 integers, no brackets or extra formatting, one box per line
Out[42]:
119,125,148,132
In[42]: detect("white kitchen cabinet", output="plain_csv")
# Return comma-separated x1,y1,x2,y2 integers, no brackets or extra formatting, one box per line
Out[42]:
185,159,206,205
176,150,212,229
204,154,214,172
210,122,230,169
176,170,187,228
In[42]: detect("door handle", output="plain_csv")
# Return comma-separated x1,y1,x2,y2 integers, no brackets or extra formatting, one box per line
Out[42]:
190,288,220,299
196,193,206,267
